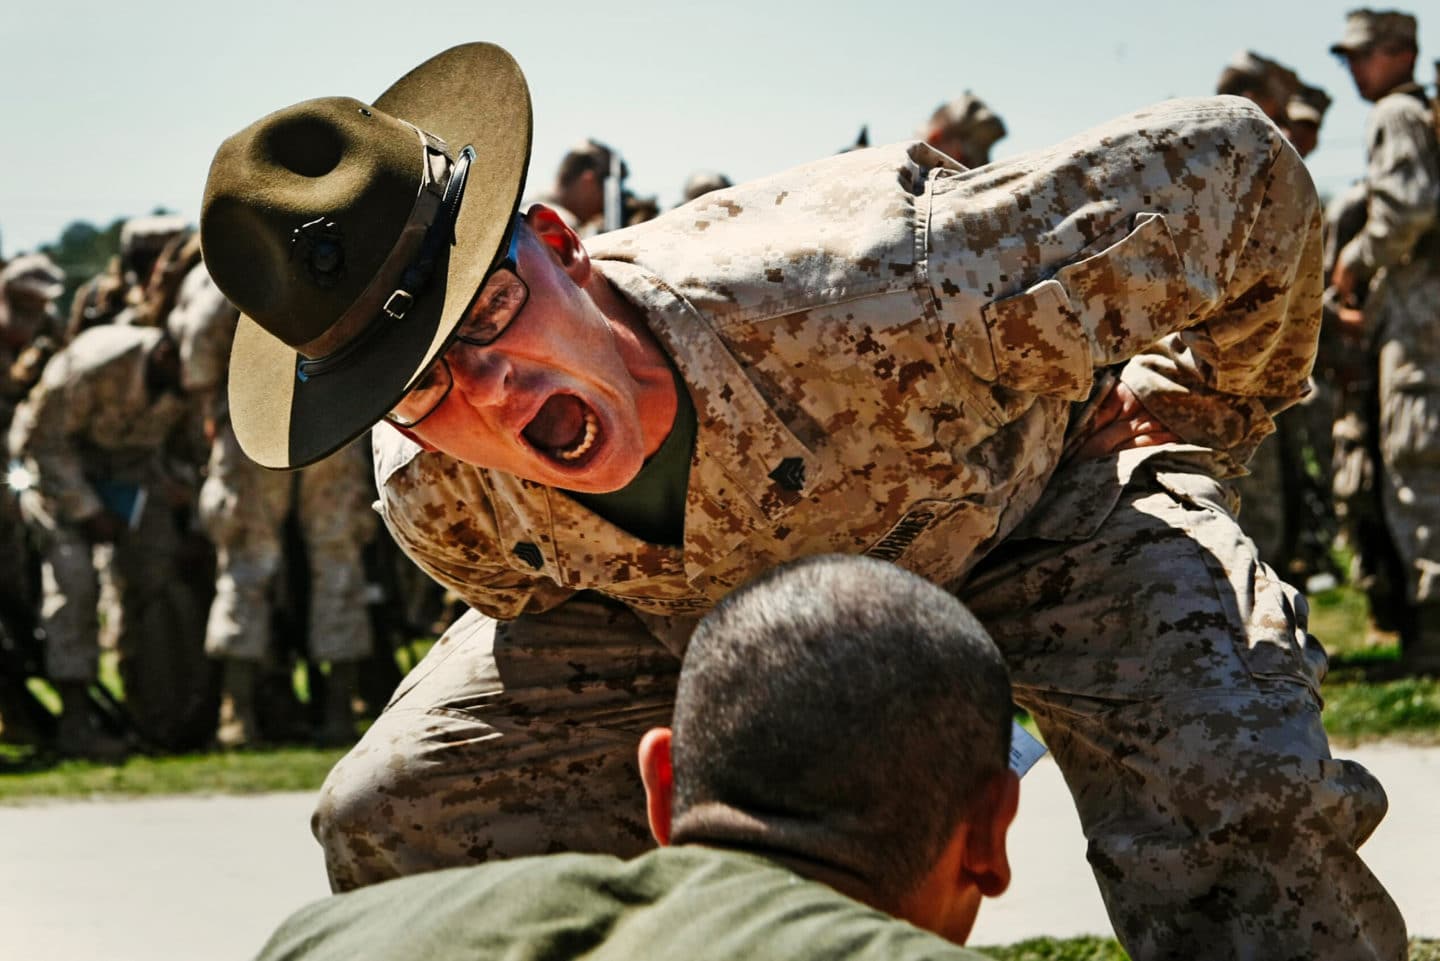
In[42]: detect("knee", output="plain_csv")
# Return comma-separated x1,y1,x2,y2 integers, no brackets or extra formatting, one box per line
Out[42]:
311,720,425,889
313,739,400,846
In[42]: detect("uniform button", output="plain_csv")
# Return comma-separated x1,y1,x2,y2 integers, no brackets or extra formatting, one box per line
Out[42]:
512,542,544,570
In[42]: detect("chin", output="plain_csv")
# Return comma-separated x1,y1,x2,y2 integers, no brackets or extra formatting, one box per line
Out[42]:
557,462,641,494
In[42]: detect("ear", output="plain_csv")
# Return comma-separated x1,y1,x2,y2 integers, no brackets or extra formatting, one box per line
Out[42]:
383,420,439,453
963,769,1020,898
637,727,675,846
524,204,591,285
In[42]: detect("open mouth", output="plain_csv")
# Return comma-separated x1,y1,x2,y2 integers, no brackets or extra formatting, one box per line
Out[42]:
522,394,600,464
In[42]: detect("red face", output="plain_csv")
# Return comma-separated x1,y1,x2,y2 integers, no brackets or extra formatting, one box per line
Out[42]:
398,208,676,494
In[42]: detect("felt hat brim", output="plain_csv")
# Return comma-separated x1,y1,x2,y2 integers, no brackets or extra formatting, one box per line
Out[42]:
228,42,532,469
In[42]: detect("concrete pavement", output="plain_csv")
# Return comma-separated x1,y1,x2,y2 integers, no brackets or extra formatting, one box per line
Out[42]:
0,742,1435,960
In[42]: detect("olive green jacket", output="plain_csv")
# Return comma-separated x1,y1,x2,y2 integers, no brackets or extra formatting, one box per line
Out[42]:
256,846,991,961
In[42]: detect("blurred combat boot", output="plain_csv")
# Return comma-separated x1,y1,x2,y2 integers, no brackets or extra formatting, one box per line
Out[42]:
54,681,128,762
1402,603,1440,674
216,659,261,749
317,661,359,747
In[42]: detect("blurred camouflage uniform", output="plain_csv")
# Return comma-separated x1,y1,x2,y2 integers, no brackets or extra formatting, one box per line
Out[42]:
316,100,1404,959
0,254,66,423
66,214,188,341
136,231,203,330
1228,71,1337,576
1333,11,1440,667
168,262,375,746
1287,85,1340,502
919,93,1005,166
7,324,194,755
0,254,65,737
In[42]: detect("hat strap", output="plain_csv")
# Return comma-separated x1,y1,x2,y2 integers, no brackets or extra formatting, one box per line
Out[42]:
295,130,472,380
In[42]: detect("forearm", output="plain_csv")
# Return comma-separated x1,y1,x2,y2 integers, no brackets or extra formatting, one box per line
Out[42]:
1122,124,1323,469
930,97,1321,427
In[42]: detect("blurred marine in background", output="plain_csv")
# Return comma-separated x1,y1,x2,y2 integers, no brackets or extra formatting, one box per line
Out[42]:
1330,8,1440,671
918,93,1006,167
168,262,375,748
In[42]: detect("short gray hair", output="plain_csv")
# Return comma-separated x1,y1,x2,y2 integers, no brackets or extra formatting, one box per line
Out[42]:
670,555,1012,905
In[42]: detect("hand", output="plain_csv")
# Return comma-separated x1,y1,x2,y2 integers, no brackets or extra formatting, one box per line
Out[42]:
1335,304,1368,346
1068,381,1179,462
80,511,125,544
1330,260,1362,307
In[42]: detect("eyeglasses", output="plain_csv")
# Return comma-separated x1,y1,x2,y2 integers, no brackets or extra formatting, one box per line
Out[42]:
385,219,529,428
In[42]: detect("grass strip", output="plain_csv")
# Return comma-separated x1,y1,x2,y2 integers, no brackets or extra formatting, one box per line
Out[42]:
973,938,1439,960
0,746,346,801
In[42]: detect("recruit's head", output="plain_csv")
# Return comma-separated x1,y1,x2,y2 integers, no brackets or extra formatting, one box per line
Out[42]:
920,94,1006,167
637,554,1019,945
1283,83,1332,158
201,44,667,493
1331,9,1419,101
1215,51,1299,123
0,253,65,314
551,138,624,225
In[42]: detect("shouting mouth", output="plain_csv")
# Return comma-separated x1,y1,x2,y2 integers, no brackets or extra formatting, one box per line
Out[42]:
523,394,600,464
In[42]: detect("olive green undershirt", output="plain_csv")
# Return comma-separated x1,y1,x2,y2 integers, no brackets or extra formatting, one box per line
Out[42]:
566,371,696,547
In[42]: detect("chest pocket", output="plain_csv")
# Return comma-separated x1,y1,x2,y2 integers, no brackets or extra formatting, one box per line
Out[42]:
980,212,1188,402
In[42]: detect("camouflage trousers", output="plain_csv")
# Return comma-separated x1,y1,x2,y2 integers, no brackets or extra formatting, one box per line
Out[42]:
1374,256,1440,605
315,461,1404,961
200,424,374,664
1230,393,1339,580
25,492,183,683
1376,385,1440,605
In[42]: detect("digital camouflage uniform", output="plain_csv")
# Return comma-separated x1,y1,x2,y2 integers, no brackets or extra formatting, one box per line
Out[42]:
7,325,191,684
65,215,190,342
1339,82,1440,620
169,263,375,669
1224,65,1331,578
0,255,66,624
316,99,1405,959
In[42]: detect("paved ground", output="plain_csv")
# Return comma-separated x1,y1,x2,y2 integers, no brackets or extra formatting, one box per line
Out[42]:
1,742,1435,961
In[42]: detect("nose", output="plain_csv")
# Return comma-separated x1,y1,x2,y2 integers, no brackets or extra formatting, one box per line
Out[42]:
445,342,513,408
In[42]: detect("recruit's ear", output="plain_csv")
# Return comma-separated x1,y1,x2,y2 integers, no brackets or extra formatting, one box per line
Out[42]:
637,727,675,846
523,204,591,285
964,769,1020,898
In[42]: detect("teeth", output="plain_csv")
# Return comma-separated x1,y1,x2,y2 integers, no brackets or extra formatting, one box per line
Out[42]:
556,410,599,461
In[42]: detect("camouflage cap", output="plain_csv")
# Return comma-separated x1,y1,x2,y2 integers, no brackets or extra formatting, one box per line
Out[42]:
681,171,733,204
1220,51,1301,109
1331,9,1418,54
1286,83,1333,125
922,94,1006,151
119,214,190,256
0,253,65,300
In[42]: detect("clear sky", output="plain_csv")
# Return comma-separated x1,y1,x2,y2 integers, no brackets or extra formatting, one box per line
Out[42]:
2,0,1436,256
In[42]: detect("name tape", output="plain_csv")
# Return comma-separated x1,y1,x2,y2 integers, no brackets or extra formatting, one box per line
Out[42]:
1009,721,1048,778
